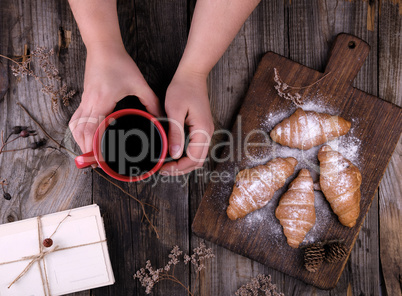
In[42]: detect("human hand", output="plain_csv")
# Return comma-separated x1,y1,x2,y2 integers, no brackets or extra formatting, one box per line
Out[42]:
160,70,214,175
69,43,162,155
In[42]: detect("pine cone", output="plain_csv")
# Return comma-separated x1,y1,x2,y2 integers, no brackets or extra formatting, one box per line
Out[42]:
325,242,348,263
304,243,325,272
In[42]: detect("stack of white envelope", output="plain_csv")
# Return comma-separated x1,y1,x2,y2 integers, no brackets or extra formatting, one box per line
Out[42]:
0,204,115,296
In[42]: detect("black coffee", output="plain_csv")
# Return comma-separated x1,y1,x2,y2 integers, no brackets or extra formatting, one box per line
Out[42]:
101,115,162,177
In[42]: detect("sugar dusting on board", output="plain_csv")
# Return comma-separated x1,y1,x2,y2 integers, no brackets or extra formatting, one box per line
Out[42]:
261,99,362,169
234,98,363,245
241,193,286,246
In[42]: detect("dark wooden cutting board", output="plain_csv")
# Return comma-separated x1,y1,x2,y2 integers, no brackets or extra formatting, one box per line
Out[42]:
192,33,402,289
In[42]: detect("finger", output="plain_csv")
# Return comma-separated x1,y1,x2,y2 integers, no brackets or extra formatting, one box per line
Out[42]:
139,90,163,117
133,81,163,117
185,126,212,165
159,128,211,175
83,117,101,153
69,109,86,153
68,108,82,132
159,157,205,175
70,112,98,168
70,110,100,154
165,106,186,159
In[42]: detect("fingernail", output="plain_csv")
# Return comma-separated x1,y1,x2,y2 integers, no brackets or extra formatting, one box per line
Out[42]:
170,145,181,158
159,171,169,176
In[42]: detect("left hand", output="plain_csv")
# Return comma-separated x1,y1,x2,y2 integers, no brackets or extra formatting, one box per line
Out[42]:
68,44,162,157
159,70,214,175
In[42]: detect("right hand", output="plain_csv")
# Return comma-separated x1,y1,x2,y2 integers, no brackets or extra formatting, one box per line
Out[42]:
160,69,214,175
68,43,162,157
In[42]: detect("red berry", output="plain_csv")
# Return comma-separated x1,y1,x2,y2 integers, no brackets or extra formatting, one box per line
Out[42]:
43,238,53,248
20,130,29,138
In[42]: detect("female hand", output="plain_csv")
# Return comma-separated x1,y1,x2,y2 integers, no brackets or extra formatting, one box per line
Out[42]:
159,70,214,175
68,44,162,155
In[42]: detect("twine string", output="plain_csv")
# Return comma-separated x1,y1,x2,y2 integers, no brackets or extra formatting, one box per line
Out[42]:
37,215,49,296
0,212,106,295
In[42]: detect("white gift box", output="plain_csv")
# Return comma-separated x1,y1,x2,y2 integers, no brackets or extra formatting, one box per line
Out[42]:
0,204,115,296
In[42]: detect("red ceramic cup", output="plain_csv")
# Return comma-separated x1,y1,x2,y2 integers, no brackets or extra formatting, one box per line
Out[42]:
74,109,168,182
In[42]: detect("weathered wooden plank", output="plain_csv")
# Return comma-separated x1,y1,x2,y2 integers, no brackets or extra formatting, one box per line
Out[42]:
0,1,91,296
378,3,402,296
191,0,384,295
287,0,380,294
282,1,331,293
134,0,188,99
92,0,190,295
1,0,400,295
0,0,91,236
89,4,140,292
192,30,402,289
133,0,191,293
189,1,289,295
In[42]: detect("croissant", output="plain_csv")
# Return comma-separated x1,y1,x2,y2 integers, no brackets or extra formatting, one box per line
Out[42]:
270,108,351,150
275,169,316,248
227,157,298,220
318,145,361,227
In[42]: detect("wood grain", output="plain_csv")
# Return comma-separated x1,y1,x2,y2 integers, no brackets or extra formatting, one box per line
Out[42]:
0,0,90,229
379,3,402,296
287,1,382,294
192,33,402,290
0,0,401,295
0,62,8,102
189,1,290,295
0,1,90,296
92,1,191,295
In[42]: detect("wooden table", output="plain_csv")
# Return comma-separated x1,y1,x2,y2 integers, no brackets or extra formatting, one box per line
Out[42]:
0,1,400,295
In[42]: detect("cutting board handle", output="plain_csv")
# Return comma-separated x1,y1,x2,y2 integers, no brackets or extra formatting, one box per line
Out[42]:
323,33,370,85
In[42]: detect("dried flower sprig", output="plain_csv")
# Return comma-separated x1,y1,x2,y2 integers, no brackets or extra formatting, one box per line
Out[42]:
183,242,215,272
273,68,331,107
0,46,76,111
235,274,284,296
134,242,215,295
15,102,160,238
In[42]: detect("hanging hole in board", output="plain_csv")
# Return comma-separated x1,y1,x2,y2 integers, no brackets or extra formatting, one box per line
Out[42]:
348,41,356,49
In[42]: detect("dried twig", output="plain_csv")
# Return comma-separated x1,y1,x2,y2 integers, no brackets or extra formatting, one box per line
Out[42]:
16,101,160,238
0,126,39,154
49,209,71,238
16,102,76,155
0,147,31,153
0,136,19,153
93,169,160,238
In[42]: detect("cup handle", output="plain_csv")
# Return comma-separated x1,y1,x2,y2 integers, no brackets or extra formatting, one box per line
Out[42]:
75,151,97,169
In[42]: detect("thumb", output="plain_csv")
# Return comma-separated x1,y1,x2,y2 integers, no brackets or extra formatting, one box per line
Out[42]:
165,107,186,159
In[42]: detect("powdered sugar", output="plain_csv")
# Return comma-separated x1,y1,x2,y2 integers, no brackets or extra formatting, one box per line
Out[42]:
264,110,289,129
261,104,362,171
237,102,362,245
230,159,297,218
298,99,336,114
327,134,361,167
241,197,285,245
303,192,334,243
